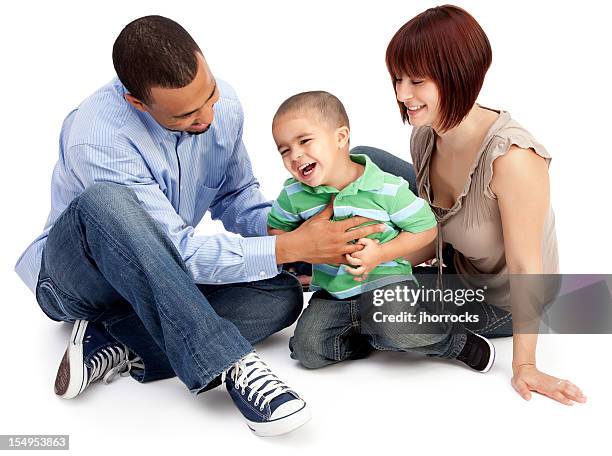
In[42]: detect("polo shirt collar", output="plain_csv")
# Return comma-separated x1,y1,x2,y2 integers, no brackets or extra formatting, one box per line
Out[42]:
300,153,385,196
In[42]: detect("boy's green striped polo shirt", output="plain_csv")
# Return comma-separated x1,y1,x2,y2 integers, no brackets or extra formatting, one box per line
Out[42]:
268,154,437,299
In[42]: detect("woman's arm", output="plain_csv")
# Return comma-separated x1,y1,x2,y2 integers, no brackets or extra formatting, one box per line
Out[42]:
403,240,437,266
379,228,438,264
345,227,437,281
491,145,586,405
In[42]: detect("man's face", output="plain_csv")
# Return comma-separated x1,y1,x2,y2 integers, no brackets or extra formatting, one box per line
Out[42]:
127,52,220,135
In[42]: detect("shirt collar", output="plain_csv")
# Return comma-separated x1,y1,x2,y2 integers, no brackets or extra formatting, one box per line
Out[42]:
114,76,184,142
300,153,385,196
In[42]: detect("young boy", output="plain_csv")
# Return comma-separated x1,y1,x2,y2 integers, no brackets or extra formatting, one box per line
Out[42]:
268,91,495,372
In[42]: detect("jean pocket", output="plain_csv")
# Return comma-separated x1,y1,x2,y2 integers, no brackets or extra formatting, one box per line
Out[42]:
36,278,86,322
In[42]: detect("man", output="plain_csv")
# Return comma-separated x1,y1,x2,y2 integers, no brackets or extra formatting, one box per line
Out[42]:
14,16,384,437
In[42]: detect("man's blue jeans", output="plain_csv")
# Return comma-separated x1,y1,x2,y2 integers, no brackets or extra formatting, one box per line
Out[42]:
35,182,303,393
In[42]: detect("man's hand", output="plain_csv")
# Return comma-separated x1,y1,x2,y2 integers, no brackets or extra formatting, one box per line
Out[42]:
274,199,386,265
344,238,382,281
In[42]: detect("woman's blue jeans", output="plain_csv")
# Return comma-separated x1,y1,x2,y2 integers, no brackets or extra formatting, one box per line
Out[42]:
35,182,303,393
351,145,513,338
289,146,513,369
288,146,513,369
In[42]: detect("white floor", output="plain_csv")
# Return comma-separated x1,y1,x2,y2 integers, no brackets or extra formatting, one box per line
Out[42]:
1,284,608,456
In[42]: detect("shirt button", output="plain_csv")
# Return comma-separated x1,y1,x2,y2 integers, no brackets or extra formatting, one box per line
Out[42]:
259,271,266,278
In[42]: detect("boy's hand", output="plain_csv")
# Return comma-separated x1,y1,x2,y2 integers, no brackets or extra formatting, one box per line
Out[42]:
344,237,382,282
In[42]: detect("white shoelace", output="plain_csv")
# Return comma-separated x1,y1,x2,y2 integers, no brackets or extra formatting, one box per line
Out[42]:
222,352,294,410
87,345,144,385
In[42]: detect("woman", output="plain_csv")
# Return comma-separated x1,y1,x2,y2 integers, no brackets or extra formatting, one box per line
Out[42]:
355,5,586,405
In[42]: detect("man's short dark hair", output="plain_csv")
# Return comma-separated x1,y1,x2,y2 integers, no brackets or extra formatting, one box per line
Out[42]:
273,91,350,130
112,15,202,104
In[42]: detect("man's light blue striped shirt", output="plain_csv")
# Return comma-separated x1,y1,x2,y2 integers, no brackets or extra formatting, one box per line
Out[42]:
15,77,279,294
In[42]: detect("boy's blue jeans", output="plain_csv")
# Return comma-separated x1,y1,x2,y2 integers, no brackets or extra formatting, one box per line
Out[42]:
35,182,303,393
289,281,468,369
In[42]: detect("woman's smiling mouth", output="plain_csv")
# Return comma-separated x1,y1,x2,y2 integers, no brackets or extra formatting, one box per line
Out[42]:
406,104,426,114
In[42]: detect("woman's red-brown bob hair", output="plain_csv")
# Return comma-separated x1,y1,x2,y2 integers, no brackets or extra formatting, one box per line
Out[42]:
386,5,492,132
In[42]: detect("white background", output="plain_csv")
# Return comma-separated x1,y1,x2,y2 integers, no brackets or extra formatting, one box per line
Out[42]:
1,0,610,454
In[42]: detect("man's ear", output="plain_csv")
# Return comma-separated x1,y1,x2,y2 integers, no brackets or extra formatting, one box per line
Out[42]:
124,93,147,112
336,125,350,149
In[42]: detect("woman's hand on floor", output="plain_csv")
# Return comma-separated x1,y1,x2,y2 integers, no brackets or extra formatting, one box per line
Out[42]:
511,364,587,405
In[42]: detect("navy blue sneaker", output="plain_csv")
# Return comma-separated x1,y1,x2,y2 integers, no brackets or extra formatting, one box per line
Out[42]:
222,351,311,437
54,320,143,399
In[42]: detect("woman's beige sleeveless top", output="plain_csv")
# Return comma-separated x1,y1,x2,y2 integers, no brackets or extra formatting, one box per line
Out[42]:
410,109,559,312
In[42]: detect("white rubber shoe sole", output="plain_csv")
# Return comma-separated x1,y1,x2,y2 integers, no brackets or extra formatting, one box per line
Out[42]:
475,332,495,373
54,320,89,399
246,402,312,437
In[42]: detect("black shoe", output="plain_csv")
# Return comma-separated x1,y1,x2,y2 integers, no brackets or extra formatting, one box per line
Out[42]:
455,330,495,373
54,320,143,398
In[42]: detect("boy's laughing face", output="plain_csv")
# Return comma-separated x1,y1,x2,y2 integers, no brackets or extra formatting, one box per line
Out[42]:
272,112,349,188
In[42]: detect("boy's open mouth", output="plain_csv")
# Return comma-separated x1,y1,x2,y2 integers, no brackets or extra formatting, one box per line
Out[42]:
298,162,317,178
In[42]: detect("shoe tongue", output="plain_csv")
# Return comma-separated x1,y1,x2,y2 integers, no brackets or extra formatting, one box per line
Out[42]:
83,323,121,359
243,374,290,404
249,374,269,384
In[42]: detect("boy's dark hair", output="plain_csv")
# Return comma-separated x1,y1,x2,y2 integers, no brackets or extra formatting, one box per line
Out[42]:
112,15,202,104
274,91,350,129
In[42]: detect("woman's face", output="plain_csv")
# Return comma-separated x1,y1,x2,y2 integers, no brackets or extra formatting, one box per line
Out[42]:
395,75,440,128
